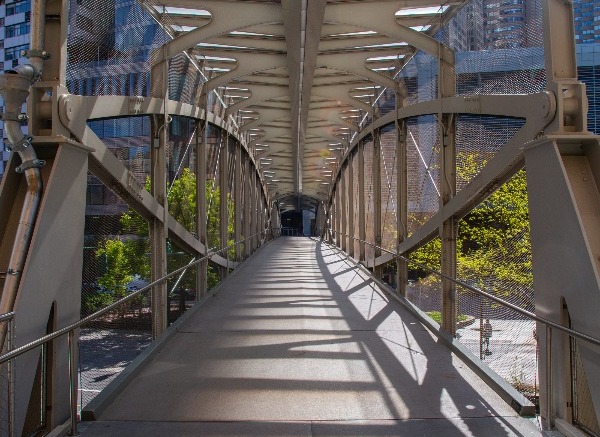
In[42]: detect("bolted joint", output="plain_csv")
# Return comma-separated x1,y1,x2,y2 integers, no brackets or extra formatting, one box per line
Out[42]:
22,49,51,61
0,112,28,124
16,159,46,173
7,135,33,153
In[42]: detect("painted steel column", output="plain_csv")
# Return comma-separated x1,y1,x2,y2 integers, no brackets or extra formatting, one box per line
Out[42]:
347,153,355,258
255,173,261,248
341,163,347,253
373,128,382,275
244,154,252,258
335,182,341,248
250,170,257,251
234,143,243,260
196,121,208,298
150,115,168,339
219,131,229,277
396,119,408,296
358,140,366,261
440,55,457,335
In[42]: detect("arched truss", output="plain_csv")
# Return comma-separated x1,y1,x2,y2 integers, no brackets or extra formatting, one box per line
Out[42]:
142,0,469,211
58,93,270,269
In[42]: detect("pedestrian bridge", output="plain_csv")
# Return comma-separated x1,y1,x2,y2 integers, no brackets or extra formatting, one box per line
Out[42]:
0,0,600,436
78,237,540,436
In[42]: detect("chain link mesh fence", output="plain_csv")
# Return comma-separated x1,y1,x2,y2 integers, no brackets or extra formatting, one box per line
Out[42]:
80,177,152,409
0,316,14,437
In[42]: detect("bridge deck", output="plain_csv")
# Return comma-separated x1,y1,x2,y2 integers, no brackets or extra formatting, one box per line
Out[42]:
80,237,541,436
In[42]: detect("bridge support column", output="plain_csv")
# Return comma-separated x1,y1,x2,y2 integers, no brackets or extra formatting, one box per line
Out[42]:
196,120,208,298
150,115,168,338
341,162,347,253
219,131,229,278
244,154,251,258
396,118,408,297
348,153,355,259
358,140,366,261
439,40,457,335
234,143,243,261
373,128,382,277
531,0,600,431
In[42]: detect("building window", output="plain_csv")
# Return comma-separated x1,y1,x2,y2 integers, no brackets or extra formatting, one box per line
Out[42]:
6,0,31,16
5,22,30,38
4,44,29,61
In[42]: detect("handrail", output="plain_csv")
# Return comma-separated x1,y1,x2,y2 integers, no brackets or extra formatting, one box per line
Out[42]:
0,228,274,365
0,226,276,436
328,229,600,348
0,312,14,323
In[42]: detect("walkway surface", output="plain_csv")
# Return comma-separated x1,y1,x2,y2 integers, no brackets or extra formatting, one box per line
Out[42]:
79,237,541,437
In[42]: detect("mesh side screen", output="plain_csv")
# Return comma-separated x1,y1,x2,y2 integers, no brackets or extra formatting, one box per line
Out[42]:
380,124,398,252
167,240,197,325
398,52,438,106
438,0,546,96
407,237,442,316
66,0,169,96
363,137,375,262
456,115,525,191
80,174,152,408
0,319,13,436
352,152,360,258
406,116,440,237
456,170,536,401
88,117,152,185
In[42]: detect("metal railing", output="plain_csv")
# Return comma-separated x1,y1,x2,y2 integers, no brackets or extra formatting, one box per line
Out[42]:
0,312,14,437
327,229,600,429
0,228,276,436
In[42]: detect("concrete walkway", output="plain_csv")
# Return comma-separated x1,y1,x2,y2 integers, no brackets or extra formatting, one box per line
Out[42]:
79,237,541,437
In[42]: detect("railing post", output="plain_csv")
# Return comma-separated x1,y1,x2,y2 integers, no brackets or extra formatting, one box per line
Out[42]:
8,317,14,437
219,130,229,279
196,119,208,299
396,116,408,296
358,140,366,261
347,152,355,258
341,163,347,253
68,330,78,436
373,127,382,276
545,325,554,430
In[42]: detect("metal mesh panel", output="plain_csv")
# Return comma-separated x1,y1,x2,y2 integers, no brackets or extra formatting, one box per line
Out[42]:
380,124,397,252
166,240,197,325
571,337,600,436
407,237,442,315
88,117,152,185
455,115,525,191
80,175,152,408
398,52,438,106
406,116,440,236
352,151,360,258
455,169,536,402
363,136,375,262
440,0,546,97
456,285,537,405
0,317,14,436
66,0,169,97
206,124,223,250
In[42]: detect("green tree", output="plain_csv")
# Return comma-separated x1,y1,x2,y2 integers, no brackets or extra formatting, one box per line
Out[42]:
95,167,234,308
408,157,532,303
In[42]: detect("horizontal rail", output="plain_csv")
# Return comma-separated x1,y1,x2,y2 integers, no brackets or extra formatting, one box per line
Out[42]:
329,229,600,348
0,228,275,365
0,312,15,323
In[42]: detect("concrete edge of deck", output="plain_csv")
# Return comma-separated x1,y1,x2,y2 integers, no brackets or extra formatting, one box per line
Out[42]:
81,238,276,422
319,239,537,417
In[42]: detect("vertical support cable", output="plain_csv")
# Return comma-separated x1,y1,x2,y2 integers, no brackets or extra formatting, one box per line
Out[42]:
396,117,408,297
373,127,382,274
